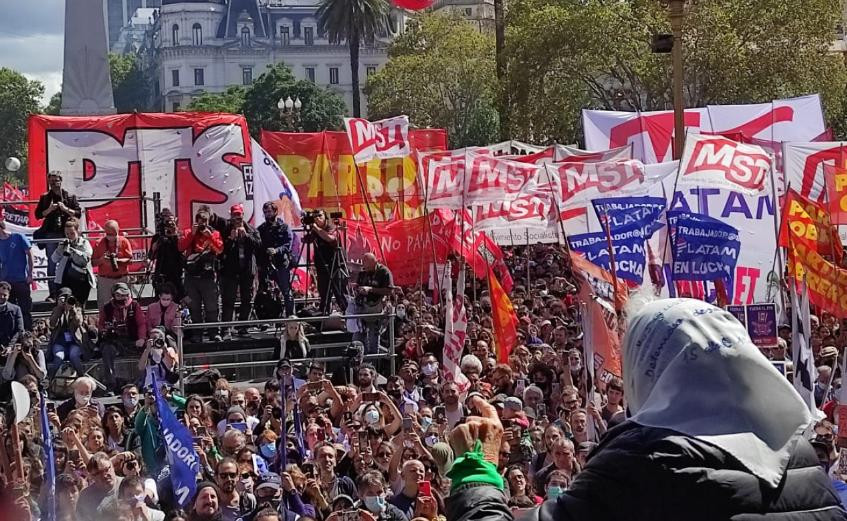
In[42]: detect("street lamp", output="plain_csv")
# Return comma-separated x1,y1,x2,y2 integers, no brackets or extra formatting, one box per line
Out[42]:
277,95,303,131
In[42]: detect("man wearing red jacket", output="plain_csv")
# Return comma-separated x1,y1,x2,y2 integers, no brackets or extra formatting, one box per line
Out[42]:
180,208,224,342
99,282,147,392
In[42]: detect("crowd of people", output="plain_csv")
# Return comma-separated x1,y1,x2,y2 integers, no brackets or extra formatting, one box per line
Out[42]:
1,170,847,521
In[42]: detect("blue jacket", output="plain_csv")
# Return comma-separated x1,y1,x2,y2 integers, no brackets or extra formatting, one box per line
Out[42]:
0,302,23,347
258,218,293,270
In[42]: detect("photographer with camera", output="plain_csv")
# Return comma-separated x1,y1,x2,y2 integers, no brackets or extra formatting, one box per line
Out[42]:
179,208,224,342
147,209,185,298
0,281,24,353
353,253,393,355
92,220,134,311
52,217,95,306
138,326,179,390
46,287,97,380
98,282,147,392
258,201,295,318
2,330,46,384
221,204,261,337
304,209,348,316
0,217,33,330
35,171,82,301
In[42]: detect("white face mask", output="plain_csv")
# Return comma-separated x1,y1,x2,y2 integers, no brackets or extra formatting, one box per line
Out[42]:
75,391,91,406
123,396,139,409
422,363,438,376
364,408,381,425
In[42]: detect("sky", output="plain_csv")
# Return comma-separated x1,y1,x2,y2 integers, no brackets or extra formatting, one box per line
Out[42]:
0,1,66,105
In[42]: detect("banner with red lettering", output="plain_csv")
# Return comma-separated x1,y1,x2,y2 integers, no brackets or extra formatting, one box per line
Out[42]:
260,129,447,219
28,113,254,261
584,95,825,164
343,115,411,164
677,134,770,195
784,141,847,204
545,160,647,221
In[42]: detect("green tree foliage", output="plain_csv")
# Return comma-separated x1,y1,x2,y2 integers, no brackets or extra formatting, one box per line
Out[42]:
317,0,390,117
185,86,246,113
240,63,347,138
44,92,62,116
109,53,152,113
506,0,847,144
0,68,43,174
365,13,500,148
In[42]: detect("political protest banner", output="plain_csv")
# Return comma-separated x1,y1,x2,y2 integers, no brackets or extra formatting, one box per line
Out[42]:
2,183,29,227
545,160,647,221
584,95,825,164
726,305,746,325
29,112,255,231
152,376,200,508
667,210,741,289
507,144,633,165
442,264,471,393
260,129,447,220
777,189,842,262
746,303,778,348
343,115,411,164
785,239,847,318
824,164,847,225
677,134,771,195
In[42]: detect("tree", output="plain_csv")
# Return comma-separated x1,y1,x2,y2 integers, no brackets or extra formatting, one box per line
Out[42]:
186,86,246,113
365,13,500,148
109,53,152,113
240,63,347,138
505,0,847,144
0,68,43,174
317,0,390,117
44,92,62,116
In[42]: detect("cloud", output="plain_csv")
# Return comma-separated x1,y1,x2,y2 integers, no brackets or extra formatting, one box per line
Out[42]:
2,34,64,104
0,0,64,38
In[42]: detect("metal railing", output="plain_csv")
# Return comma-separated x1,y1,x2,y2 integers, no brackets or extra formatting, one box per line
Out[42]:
175,311,396,394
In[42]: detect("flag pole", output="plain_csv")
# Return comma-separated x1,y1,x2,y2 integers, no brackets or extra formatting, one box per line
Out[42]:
601,207,622,314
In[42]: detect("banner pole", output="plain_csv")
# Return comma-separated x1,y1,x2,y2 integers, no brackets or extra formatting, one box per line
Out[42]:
768,156,787,314
601,207,621,314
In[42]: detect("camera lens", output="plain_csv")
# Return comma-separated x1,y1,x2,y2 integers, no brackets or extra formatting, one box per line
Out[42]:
155,338,165,348
272,407,282,419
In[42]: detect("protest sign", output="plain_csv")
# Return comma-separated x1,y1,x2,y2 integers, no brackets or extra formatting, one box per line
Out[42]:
778,189,842,261
677,134,770,195
746,303,778,348
152,376,199,508
668,210,741,287
726,305,746,325
343,115,411,164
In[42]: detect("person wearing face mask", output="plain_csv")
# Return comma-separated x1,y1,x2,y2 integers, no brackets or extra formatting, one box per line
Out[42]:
96,475,165,521
99,282,148,391
216,458,255,521
357,470,408,521
148,209,185,298
138,326,180,390
52,218,95,305
92,220,134,311
120,384,142,422
420,354,441,386
145,284,180,340
544,470,570,502
58,376,105,421
258,201,295,318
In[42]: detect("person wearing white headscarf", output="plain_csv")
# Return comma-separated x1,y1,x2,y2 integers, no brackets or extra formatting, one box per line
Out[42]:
442,298,847,521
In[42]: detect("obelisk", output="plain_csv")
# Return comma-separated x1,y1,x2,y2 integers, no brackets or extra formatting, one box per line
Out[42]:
60,0,116,115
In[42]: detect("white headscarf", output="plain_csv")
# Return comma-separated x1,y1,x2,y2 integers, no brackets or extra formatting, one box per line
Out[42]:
623,298,812,488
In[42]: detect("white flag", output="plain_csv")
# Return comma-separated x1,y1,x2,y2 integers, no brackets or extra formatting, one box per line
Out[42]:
442,262,470,394
250,138,302,226
791,278,817,413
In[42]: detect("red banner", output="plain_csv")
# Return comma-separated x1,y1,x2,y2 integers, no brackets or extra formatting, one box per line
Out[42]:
260,129,447,219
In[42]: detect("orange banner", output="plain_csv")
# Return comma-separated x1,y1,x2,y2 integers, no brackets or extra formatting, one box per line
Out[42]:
489,266,518,364
778,188,842,263
786,240,847,318
825,164,847,225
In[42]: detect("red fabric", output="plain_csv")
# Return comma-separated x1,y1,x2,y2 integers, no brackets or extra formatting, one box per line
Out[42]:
92,236,134,277
489,266,518,364
393,0,434,10
179,228,223,255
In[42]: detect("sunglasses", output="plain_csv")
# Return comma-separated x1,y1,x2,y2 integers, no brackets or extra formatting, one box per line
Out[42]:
240,472,254,480
219,472,238,479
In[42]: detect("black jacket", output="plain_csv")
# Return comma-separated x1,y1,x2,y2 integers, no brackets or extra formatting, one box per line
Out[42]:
35,190,82,235
447,422,847,521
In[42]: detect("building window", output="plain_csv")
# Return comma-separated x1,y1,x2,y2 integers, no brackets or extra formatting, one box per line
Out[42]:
172,24,179,46
194,68,204,86
242,67,253,85
241,27,251,46
192,23,202,45
172,102,180,112
329,67,339,85
280,26,289,46
171,69,180,87
366,66,377,77
464,7,472,16
305,67,315,82
304,26,314,46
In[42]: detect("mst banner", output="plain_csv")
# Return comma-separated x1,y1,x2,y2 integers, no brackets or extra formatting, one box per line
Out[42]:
260,129,447,220
28,113,254,233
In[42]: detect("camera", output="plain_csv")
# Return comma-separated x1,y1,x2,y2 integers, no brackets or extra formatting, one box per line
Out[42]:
109,253,119,271
59,295,77,306
154,338,166,348
301,210,322,226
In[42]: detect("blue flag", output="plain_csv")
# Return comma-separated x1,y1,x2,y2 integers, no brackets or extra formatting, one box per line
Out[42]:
667,210,741,286
152,376,199,508
39,392,56,521
569,201,663,283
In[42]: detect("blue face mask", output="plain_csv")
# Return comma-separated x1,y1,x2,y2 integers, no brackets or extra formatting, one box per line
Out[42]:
420,416,433,431
363,495,386,513
260,443,276,459
547,485,564,500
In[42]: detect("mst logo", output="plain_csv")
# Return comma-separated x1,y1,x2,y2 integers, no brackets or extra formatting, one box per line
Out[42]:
684,137,769,191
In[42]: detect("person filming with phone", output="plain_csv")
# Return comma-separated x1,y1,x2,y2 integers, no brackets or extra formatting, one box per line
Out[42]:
47,287,97,380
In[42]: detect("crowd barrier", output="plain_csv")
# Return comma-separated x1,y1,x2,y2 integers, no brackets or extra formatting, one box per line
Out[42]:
174,311,397,394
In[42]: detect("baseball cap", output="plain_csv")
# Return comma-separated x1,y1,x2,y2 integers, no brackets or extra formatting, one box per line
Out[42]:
230,204,244,215
112,283,131,296
57,287,73,298
256,472,281,492
504,397,523,411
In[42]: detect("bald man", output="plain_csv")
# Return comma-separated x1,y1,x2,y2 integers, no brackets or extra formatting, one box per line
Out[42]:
353,252,393,354
92,220,134,310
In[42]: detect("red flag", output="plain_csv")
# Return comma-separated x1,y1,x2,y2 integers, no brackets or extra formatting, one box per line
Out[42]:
488,266,518,364
393,0,434,10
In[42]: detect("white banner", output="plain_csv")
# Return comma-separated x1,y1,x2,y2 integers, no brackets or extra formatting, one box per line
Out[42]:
583,95,825,164
343,115,411,164
784,141,847,204
677,134,771,195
